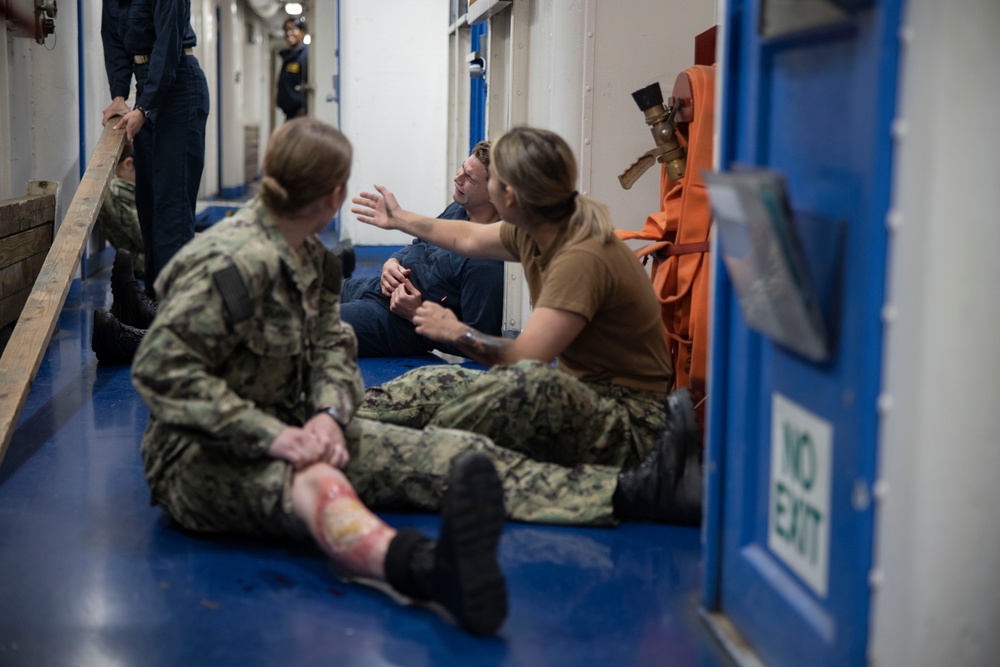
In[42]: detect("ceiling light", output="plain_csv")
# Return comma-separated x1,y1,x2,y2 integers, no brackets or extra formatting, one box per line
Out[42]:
285,3,303,16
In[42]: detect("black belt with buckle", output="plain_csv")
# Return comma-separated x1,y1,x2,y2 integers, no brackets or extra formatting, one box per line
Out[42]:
134,48,193,64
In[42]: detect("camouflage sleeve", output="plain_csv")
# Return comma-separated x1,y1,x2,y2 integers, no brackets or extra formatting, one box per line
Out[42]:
131,255,286,458
307,249,364,423
96,186,145,263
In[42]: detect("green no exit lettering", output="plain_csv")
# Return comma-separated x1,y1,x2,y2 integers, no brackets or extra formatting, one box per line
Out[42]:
773,424,823,564
768,394,832,598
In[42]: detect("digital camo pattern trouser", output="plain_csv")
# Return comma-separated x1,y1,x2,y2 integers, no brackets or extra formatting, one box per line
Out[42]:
351,360,669,525
146,411,633,538
356,360,668,467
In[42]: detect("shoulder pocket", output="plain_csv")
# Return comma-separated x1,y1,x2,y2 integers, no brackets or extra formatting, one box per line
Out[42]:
213,265,254,324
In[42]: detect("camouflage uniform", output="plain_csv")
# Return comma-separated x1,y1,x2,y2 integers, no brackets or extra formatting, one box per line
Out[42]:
349,361,667,526
132,199,620,536
132,197,364,538
357,361,667,469
343,418,624,526
96,176,145,277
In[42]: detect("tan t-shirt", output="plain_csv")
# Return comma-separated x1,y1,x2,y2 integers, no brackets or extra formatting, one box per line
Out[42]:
500,222,673,393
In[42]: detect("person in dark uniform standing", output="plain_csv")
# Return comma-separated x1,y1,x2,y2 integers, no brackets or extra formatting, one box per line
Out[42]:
277,16,309,120
101,0,210,293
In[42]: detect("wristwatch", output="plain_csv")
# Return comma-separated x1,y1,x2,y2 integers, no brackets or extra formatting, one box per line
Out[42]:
133,105,152,119
316,406,349,430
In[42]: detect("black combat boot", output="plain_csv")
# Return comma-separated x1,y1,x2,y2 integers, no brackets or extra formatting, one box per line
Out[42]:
333,238,356,279
384,453,508,635
111,249,158,329
612,388,703,526
91,309,145,365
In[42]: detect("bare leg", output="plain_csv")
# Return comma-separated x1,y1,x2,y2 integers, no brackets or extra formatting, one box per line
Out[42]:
291,455,509,635
291,463,394,580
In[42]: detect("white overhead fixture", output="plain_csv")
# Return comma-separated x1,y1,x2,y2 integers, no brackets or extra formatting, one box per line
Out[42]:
285,3,303,16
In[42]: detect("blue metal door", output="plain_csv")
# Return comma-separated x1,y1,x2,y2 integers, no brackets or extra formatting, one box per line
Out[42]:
702,2,902,666
469,21,488,150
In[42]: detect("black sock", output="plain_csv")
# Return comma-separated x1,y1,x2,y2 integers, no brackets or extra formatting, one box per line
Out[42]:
384,528,435,600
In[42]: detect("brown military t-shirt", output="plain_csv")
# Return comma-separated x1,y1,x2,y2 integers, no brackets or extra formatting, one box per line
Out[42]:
500,222,673,392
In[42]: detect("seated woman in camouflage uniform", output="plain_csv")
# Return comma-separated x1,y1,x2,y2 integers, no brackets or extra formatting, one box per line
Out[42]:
130,118,508,636
350,126,702,527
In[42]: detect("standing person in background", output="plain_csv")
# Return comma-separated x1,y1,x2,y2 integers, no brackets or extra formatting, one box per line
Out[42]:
277,16,309,121
101,0,210,293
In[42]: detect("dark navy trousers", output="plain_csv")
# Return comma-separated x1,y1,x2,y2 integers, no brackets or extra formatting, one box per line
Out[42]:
340,278,435,357
133,55,209,290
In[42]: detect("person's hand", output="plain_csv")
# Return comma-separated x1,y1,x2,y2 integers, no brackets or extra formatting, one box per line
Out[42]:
352,184,402,230
412,301,464,342
380,258,411,296
113,109,146,143
304,412,350,469
102,97,130,126
267,426,328,469
389,281,423,322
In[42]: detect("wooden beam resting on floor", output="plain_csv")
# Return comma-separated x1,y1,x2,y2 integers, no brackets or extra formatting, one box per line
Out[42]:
0,121,125,468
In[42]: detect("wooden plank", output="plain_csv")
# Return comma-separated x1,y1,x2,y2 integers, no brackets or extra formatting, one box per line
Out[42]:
0,224,54,271
0,195,56,237
0,253,46,327
0,285,32,330
0,251,47,296
0,121,125,467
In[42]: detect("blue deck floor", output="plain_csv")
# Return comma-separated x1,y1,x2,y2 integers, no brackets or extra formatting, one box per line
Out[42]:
0,255,734,666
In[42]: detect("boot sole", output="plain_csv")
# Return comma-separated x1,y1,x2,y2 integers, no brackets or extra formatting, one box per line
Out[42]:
436,453,508,635
667,388,703,525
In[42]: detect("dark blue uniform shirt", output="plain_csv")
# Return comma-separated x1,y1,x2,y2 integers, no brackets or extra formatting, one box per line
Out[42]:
277,44,309,118
340,202,505,358
101,0,198,112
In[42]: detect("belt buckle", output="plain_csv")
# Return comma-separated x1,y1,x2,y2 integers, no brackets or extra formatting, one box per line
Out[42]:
134,49,190,65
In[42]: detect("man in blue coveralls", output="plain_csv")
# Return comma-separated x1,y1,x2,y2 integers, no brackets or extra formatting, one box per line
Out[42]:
339,141,504,358
101,0,210,293
277,16,309,121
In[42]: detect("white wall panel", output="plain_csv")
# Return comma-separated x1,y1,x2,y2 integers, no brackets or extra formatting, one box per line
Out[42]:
195,0,219,197
872,0,1000,664
312,0,341,132
2,1,79,224
339,0,450,245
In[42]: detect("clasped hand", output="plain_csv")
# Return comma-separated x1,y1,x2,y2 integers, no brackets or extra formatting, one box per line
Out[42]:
267,413,349,470
380,258,410,295
412,301,463,342
389,280,422,321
